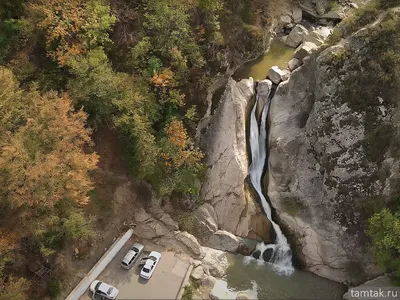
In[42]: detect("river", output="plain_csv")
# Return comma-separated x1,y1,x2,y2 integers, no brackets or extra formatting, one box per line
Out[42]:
233,39,295,81
225,254,346,299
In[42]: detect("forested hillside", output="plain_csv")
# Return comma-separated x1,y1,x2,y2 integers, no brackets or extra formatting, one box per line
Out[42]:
0,0,284,298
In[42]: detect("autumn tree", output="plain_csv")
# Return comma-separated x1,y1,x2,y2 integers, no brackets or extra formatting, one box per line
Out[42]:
31,0,116,65
158,119,205,195
0,90,98,208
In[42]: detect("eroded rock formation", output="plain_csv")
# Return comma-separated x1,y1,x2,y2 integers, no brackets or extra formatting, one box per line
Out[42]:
197,78,272,244
267,13,400,283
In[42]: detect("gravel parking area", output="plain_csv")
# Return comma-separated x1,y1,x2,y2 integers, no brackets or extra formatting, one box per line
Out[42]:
80,239,190,300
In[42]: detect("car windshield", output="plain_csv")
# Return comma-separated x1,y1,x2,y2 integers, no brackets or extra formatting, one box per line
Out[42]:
148,256,157,261
143,268,150,273
107,287,113,295
132,247,139,252
95,282,102,290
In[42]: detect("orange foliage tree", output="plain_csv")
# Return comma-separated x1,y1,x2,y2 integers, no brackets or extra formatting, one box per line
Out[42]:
31,0,116,65
161,119,204,168
0,67,98,208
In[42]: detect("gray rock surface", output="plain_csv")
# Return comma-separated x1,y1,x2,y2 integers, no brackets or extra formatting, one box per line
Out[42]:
267,23,394,283
256,79,273,120
201,247,229,278
288,58,302,71
292,7,303,23
343,274,395,299
285,24,309,48
199,78,271,242
191,265,205,281
280,15,292,25
206,230,240,252
268,66,290,84
294,42,318,61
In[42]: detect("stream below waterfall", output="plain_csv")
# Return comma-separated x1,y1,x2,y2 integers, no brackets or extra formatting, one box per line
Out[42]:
219,38,347,298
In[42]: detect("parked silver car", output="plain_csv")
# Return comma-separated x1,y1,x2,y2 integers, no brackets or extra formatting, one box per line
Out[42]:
121,243,144,269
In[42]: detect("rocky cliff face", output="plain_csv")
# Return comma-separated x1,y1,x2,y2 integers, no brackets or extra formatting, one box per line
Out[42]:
268,9,400,284
196,78,272,244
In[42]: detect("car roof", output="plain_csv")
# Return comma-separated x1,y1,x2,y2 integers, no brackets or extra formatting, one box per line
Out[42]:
122,250,137,263
97,282,113,293
132,243,144,251
148,251,161,259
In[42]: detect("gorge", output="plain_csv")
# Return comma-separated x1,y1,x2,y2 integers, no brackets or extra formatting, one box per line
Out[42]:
248,80,293,276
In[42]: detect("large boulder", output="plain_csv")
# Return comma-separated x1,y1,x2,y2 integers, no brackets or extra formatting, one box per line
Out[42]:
285,24,309,48
173,231,204,258
191,265,205,281
293,42,318,62
199,78,271,242
201,247,229,278
288,58,302,71
268,66,290,84
206,230,240,252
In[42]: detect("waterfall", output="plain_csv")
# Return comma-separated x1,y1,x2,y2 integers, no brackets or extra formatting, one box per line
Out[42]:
248,83,294,276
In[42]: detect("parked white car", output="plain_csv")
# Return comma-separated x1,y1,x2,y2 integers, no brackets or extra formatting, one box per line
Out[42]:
90,280,119,300
139,251,161,280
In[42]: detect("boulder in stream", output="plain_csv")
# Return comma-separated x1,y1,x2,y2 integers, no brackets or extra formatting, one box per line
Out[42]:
294,42,318,62
268,66,290,84
206,230,240,252
285,24,309,48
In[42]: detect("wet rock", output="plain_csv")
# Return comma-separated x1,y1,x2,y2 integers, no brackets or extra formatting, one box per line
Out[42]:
252,250,261,259
256,79,272,120
293,42,318,62
285,24,309,48
262,248,273,262
288,58,302,71
237,242,256,256
268,66,290,84
191,266,205,281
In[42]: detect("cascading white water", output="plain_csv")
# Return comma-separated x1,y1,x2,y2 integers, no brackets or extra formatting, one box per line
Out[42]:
248,84,294,276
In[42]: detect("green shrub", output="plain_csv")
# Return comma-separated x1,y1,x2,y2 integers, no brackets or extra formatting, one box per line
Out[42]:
182,284,194,300
47,278,62,299
367,208,400,277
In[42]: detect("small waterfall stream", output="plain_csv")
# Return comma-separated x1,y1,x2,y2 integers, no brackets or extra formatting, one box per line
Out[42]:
248,82,294,276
